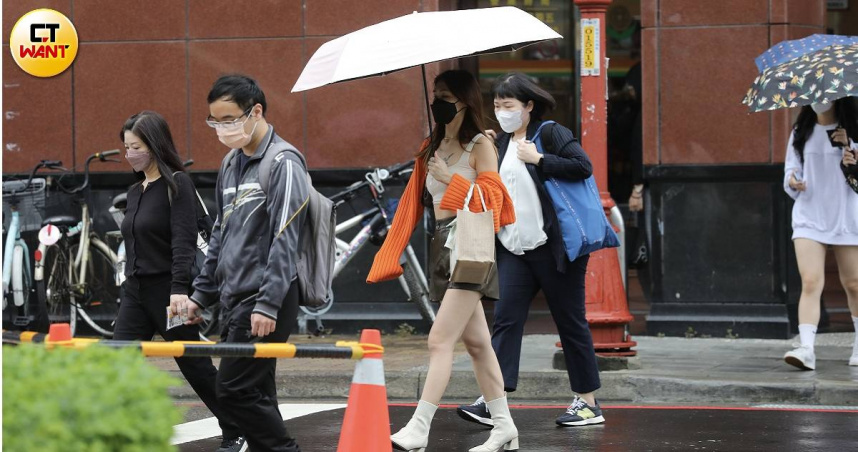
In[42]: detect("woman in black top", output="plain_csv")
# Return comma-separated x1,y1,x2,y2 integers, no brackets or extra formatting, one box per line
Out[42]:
116,111,245,452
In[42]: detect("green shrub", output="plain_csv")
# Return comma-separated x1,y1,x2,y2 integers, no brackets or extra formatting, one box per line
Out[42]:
3,344,182,452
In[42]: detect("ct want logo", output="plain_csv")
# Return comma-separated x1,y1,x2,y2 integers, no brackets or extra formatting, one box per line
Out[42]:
9,9,79,78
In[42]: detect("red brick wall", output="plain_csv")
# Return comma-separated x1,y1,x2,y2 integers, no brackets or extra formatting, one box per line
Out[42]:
640,0,826,166
3,1,443,174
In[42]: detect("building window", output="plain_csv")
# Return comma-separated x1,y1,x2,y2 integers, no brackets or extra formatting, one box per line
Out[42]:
471,0,578,133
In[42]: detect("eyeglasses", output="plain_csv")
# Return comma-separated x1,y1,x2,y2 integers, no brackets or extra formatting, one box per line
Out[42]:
205,107,253,129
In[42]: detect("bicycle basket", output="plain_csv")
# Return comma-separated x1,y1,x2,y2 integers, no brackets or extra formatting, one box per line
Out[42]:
2,178,47,232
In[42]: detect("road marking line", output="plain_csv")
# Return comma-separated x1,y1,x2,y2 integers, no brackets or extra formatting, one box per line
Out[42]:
171,403,346,445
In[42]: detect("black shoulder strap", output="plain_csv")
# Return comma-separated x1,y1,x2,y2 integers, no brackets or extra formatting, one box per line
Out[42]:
166,171,179,206
166,171,209,217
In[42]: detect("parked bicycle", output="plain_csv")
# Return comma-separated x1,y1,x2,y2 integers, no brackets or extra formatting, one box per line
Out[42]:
320,161,434,326
2,160,58,331
34,150,122,337
187,161,435,338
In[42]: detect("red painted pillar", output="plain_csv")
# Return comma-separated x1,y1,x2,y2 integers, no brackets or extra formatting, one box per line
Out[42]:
572,0,635,356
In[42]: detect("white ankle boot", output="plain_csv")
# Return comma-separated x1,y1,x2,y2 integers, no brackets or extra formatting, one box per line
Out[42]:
391,400,437,452
469,394,519,452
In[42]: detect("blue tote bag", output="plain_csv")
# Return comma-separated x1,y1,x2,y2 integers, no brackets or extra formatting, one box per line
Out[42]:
532,121,620,260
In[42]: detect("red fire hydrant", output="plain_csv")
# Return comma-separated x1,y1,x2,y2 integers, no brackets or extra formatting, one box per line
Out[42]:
568,0,636,357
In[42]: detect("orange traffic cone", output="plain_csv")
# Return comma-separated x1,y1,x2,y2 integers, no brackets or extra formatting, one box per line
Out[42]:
45,322,74,349
337,329,391,452
47,323,72,342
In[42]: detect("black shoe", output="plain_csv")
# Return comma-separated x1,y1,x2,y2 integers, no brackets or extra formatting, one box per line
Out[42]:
456,396,493,427
216,436,248,452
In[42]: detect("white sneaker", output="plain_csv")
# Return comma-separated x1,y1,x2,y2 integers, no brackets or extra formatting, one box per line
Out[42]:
784,344,816,370
849,351,858,366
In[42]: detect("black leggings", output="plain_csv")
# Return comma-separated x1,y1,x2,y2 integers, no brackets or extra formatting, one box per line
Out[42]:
114,274,241,440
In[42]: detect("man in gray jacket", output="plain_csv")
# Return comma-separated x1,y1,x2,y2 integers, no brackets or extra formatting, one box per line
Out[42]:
174,74,306,452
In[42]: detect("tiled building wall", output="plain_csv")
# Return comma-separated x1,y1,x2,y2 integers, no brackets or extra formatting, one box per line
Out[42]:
640,0,826,166
3,1,441,174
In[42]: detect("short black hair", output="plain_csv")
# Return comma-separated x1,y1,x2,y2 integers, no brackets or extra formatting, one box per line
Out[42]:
207,74,267,115
492,72,556,120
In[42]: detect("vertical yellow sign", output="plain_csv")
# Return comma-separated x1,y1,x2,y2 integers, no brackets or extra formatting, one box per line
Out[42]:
580,18,600,76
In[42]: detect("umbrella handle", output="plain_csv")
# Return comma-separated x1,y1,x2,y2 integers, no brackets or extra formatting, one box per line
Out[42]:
422,64,433,135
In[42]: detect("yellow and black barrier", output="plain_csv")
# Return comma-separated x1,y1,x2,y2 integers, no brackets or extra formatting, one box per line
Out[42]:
2,329,383,360
7,325,393,450
3,330,48,343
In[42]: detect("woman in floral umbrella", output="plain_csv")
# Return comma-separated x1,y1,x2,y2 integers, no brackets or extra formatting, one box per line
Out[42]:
783,97,858,370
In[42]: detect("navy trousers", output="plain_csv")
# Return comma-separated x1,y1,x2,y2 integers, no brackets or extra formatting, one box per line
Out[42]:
492,244,601,394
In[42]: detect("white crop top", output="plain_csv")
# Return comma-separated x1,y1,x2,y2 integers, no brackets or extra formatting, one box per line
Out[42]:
426,134,482,207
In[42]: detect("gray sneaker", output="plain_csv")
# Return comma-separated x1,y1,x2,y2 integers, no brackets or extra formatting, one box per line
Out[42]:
784,344,816,370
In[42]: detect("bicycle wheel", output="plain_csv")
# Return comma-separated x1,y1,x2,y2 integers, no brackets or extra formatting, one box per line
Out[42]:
402,258,435,323
71,243,120,338
12,245,30,308
298,291,335,318
37,244,75,334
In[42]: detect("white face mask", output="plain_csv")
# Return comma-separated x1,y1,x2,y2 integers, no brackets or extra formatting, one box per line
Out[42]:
496,109,524,133
811,102,832,114
216,115,259,149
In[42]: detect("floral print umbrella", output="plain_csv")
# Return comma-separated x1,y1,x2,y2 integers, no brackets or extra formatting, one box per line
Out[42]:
743,43,858,112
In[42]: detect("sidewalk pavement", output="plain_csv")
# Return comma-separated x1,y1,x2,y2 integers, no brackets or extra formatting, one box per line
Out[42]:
154,333,858,406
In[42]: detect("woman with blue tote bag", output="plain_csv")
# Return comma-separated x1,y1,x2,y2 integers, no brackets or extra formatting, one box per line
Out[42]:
458,72,618,428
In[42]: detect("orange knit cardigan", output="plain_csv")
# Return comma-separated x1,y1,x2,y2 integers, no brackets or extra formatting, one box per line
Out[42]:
367,150,516,283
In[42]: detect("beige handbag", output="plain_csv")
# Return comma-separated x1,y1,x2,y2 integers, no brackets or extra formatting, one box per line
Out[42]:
446,184,495,285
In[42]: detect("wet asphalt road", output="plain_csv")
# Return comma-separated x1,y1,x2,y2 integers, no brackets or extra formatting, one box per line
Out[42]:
177,403,857,451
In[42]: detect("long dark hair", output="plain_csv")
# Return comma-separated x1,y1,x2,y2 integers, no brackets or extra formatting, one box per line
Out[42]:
792,97,858,163
119,111,185,197
491,72,556,121
419,70,490,164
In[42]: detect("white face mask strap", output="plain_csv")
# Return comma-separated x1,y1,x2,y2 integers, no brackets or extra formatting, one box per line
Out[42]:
247,116,259,137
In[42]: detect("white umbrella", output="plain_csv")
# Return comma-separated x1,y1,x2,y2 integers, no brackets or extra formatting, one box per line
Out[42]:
291,6,562,93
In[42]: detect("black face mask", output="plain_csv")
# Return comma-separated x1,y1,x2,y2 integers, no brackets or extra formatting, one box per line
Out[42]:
431,99,461,125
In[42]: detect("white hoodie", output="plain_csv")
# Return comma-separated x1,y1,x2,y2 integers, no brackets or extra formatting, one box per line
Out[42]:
784,123,858,245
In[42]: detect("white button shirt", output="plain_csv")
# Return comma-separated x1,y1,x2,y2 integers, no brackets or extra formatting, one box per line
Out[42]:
498,140,548,254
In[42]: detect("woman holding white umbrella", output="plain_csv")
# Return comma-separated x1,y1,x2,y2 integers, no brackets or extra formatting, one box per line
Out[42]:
290,8,566,450
368,70,519,452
